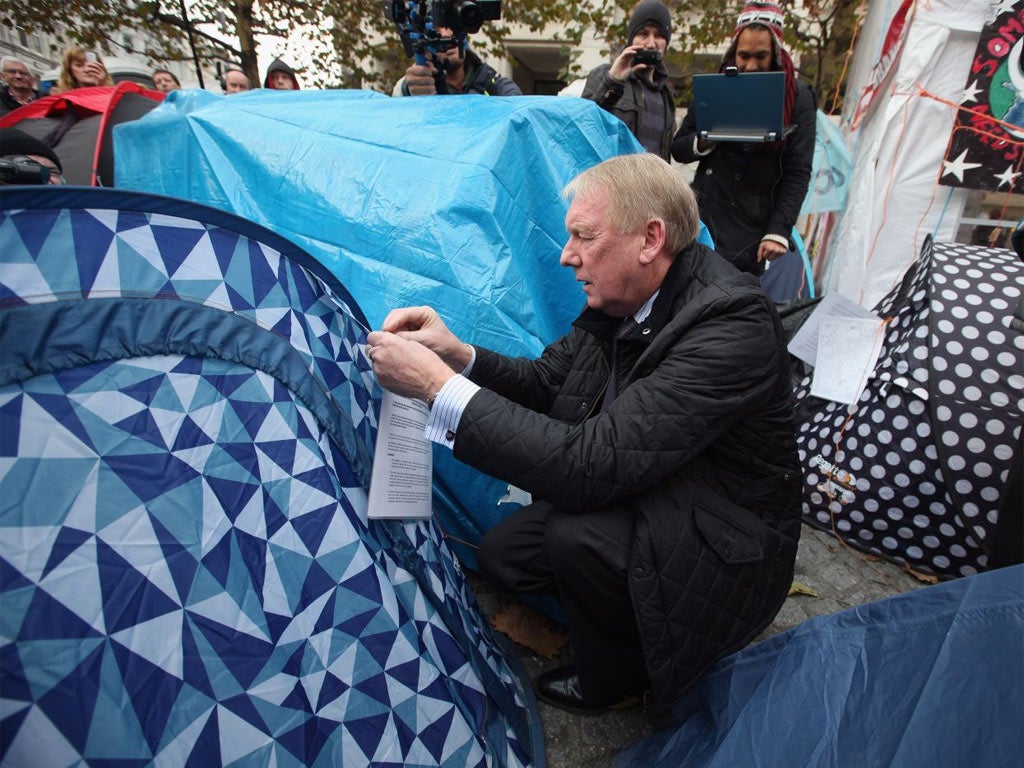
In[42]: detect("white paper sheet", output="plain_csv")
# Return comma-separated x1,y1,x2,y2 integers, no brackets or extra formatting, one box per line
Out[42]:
367,391,433,519
787,291,880,368
809,316,886,405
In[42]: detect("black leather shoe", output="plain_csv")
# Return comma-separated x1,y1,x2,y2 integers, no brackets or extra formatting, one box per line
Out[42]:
536,665,641,716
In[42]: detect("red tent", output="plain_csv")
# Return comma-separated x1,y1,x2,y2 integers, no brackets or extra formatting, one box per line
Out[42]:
0,82,164,186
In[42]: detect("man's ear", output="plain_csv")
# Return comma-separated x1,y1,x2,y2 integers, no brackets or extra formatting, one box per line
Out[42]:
639,218,667,264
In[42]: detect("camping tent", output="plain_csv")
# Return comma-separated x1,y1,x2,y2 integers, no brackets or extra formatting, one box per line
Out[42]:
823,0,998,308
613,563,1024,768
0,187,544,767
112,89,692,569
0,82,164,186
794,237,1023,578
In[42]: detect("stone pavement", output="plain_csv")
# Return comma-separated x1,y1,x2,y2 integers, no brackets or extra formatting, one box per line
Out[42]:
473,522,928,768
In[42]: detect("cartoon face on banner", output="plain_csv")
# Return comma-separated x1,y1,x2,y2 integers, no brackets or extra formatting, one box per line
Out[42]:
939,3,1024,193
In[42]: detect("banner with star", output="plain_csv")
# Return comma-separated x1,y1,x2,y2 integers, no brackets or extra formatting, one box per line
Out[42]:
939,1,1024,193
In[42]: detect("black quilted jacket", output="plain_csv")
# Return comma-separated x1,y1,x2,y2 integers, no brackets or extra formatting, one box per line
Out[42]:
456,242,802,706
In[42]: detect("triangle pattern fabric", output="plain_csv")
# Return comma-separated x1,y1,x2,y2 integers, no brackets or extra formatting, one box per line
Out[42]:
1,189,541,767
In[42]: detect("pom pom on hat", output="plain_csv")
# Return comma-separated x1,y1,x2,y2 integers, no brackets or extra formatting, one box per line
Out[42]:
627,0,672,46
735,1,785,43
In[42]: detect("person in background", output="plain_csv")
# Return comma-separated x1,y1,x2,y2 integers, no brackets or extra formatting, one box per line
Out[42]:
582,0,676,162
671,1,816,276
152,68,180,93
222,67,251,94
364,153,802,714
263,59,300,90
54,46,115,93
0,57,40,115
0,127,64,185
393,28,521,96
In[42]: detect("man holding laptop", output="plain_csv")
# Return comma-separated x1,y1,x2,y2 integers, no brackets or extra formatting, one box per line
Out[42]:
672,1,816,276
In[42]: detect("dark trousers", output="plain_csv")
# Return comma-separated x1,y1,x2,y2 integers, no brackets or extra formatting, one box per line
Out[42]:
477,501,650,701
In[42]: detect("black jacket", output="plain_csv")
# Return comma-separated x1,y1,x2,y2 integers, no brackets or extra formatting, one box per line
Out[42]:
672,80,816,275
582,63,676,162
396,50,521,96
0,85,39,116
455,243,802,706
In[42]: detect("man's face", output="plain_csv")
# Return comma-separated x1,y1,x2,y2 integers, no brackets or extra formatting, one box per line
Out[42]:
560,188,646,317
2,61,32,92
269,71,296,89
224,71,250,93
632,23,668,55
734,28,774,72
153,72,179,93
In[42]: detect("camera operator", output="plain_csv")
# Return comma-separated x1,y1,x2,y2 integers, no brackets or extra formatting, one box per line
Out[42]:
393,26,520,97
0,128,64,186
582,0,676,162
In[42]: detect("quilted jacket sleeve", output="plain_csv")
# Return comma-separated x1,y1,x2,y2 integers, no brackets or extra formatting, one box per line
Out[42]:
453,288,787,513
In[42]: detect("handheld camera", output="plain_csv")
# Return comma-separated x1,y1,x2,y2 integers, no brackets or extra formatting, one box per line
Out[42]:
633,49,662,66
389,1,501,66
0,156,50,185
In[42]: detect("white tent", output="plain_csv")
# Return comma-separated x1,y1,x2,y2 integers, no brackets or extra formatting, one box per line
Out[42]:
824,0,997,308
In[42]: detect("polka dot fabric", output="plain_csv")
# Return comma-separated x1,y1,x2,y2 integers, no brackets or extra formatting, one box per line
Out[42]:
795,238,1024,578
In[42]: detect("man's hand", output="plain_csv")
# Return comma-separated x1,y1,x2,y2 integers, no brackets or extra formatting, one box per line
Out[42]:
608,45,651,82
380,306,472,372
404,63,438,96
365,329,455,403
757,238,788,263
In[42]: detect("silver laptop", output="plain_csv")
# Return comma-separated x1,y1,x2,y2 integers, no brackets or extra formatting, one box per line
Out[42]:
691,70,786,143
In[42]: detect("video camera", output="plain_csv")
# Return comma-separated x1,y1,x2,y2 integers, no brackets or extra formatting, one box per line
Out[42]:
389,1,501,65
0,156,50,185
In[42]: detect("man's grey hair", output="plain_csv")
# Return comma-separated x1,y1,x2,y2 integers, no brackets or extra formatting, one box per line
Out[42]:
1,57,32,75
562,153,700,254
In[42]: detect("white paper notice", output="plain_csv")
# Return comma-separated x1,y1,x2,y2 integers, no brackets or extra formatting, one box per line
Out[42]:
809,317,886,405
367,391,433,519
787,292,880,368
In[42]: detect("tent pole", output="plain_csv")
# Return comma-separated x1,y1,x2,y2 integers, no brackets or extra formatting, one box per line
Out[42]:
178,0,206,89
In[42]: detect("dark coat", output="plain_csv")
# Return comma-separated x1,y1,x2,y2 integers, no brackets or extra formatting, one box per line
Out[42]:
582,63,676,162
0,85,39,117
455,242,802,706
396,50,521,96
672,80,816,275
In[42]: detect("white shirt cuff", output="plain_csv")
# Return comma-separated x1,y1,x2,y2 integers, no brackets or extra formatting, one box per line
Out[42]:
693,136,715,156
424,374,480,448
761,234,790,249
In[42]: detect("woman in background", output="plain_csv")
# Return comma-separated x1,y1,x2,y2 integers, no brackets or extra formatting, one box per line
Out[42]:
53,46,114,93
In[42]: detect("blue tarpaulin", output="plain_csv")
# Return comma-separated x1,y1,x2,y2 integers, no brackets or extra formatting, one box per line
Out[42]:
114,89,711,567
614,564,1024,768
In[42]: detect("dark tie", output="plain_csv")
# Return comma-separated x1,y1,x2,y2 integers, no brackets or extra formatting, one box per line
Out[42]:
601,316,638,412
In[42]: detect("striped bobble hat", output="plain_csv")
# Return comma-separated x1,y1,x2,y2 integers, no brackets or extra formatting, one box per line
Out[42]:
736,1,785,44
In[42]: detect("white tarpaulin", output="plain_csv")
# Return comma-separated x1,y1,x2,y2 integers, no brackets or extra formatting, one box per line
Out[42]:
825,0,994,309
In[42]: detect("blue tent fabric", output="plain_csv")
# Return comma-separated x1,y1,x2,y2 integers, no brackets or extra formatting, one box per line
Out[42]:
113,90,713,569
613,564,1024,768
0,187,544,767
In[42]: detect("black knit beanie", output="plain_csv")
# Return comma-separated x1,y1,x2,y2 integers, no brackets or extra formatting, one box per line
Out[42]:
627,0,672,46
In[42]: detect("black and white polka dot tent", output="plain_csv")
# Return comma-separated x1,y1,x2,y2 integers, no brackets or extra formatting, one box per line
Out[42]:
794,237,1023,578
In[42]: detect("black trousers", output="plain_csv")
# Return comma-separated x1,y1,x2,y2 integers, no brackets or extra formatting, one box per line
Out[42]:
478,501,650,701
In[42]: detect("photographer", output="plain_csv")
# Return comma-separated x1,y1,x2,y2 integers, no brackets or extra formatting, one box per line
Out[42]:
0,128,64,186
393,26,520,97
582,0,676,162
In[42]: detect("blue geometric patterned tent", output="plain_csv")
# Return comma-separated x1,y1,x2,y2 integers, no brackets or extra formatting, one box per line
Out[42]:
0,187,543,767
